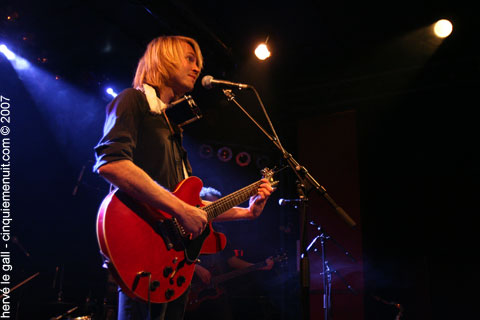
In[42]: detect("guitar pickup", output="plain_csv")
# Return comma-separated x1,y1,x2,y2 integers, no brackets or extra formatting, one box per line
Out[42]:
155,221,174,250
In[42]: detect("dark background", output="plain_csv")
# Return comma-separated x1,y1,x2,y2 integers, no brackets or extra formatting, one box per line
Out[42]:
1,0,478,319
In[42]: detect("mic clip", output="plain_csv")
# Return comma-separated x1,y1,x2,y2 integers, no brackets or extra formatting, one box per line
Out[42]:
222,89,235,101
278,198,307,207
177,95,203,128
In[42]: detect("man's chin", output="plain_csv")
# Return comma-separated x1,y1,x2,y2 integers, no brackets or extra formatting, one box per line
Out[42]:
176,84,195,96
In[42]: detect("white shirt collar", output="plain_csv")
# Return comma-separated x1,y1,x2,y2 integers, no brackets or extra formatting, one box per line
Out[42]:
142,84,168,114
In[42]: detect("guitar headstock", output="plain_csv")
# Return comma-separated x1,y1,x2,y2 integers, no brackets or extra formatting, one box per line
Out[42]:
261,167,276,184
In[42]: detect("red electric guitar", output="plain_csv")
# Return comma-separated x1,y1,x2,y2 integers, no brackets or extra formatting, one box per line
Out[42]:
96,168,276,303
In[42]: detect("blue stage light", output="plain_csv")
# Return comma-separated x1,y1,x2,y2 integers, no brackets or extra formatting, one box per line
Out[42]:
106,87,118,98
0,44,16,60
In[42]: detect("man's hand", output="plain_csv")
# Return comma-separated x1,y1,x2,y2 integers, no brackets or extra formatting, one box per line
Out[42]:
248,178,275,219
194,264,212,284
177,204,208,239
98,160,208,237
211,178,275,222
260,257,275,271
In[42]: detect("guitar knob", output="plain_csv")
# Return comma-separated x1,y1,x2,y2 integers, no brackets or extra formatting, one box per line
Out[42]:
163,266,173,277
165,289,174,300
150,280,160,291
177,276,186,287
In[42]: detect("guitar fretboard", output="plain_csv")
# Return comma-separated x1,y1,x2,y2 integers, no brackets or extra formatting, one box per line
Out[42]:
212,261,266,285
203,179,265,221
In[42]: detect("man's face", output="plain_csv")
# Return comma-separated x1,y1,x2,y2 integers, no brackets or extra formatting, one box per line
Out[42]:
169,41,201,96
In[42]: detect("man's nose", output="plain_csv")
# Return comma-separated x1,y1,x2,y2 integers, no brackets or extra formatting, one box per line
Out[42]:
192,64,200,74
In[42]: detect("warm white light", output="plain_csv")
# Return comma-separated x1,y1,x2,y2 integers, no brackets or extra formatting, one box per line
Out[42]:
255,43,271,60
434,19,453,38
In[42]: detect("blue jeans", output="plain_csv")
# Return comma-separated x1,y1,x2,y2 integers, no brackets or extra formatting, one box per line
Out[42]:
117,287,190,320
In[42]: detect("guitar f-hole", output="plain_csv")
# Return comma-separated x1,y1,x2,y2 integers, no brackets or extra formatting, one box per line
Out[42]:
132,271,151,292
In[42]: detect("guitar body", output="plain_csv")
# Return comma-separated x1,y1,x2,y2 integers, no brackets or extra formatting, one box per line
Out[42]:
96,176,227,304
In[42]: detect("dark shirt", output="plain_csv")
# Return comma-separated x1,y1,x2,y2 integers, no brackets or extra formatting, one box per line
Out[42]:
93,88,192,191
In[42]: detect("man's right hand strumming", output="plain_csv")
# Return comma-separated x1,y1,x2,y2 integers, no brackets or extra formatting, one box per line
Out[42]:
177,204,208,239
98,160,207,238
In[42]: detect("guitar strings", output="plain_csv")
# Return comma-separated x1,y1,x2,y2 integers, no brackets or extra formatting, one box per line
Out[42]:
203,179,264,221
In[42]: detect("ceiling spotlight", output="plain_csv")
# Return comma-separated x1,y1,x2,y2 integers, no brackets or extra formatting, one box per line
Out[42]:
255,43,271,60
217,147,233,162
434,19,453,38
6,12,19,22
235,152,251,167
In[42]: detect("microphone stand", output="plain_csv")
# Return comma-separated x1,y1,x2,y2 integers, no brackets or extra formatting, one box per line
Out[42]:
221,88,357,320
307,222,357,320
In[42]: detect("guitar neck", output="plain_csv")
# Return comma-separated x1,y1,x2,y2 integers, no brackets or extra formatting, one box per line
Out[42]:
211,261,266,285
203,179,264,221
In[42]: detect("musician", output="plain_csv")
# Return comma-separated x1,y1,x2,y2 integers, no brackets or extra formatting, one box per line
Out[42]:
93,35,273,320
185,187,274,320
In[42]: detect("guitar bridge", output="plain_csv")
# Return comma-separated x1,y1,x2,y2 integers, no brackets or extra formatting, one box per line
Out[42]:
155,220,174,249
172,218,187,238
155,219,186,250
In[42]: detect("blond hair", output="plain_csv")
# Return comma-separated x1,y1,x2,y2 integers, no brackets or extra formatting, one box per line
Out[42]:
132,36,203,90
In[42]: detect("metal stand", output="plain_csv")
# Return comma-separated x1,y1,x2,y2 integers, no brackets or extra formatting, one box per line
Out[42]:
296,184,310,320
307,222,357,319
221,87,357,320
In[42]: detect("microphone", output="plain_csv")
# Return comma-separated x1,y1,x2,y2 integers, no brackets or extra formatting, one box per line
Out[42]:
201,75,250,90
278,198,305,206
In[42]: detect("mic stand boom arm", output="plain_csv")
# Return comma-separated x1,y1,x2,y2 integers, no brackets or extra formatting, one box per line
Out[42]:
221,88,356,228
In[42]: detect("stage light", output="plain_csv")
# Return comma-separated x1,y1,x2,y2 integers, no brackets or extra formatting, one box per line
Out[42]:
434,19,453,38
235,151,251,167
5,12,19,22
13,57,30,70
106,87,118,98
217,147,233,162
0,44,16,61
255,43,271,60
0,44,30,70
199,144,214,159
